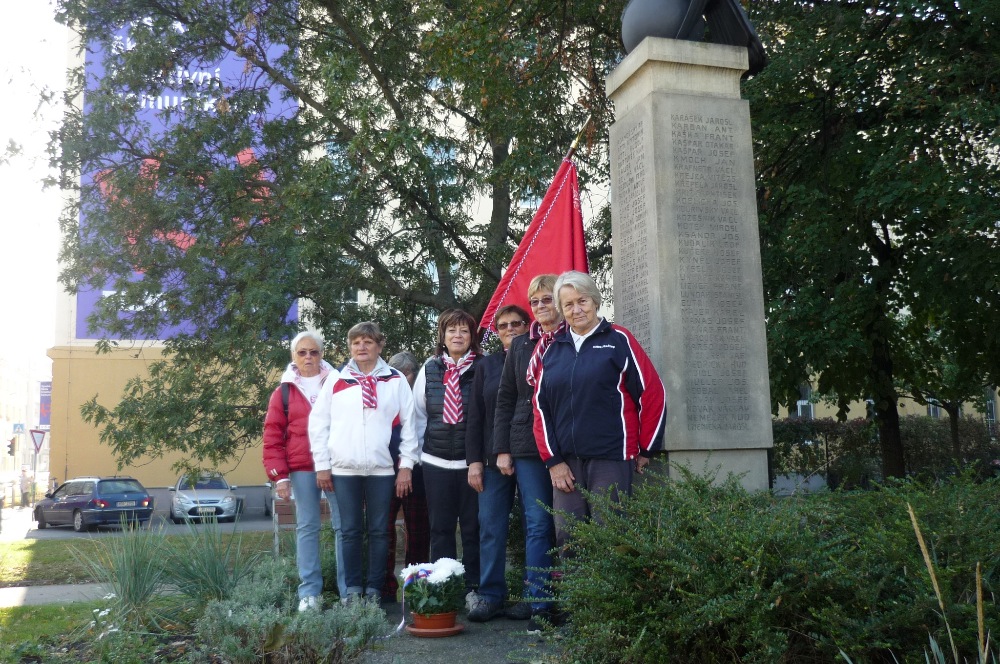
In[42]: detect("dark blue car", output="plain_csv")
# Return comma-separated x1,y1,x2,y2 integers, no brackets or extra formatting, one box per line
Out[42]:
34,476,154,532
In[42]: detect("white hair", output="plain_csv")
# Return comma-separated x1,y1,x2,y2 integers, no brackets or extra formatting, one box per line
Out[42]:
289,330,325,360
554,270,602,310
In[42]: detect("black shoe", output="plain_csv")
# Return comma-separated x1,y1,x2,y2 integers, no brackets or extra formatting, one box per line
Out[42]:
505,601,532,620
468,600,505,622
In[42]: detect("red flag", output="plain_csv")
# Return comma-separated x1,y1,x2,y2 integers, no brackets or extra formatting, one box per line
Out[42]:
479,159,589,332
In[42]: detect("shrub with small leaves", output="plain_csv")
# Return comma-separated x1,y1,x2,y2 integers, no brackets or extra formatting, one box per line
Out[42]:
556,468,1000,663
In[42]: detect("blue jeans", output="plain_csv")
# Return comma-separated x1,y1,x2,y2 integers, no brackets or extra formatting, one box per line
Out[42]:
289,471,346,598
513,457,555,611
477,466,516,603
332,474,395,596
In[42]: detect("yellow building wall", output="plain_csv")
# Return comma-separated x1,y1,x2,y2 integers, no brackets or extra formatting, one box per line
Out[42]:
46,345,266,489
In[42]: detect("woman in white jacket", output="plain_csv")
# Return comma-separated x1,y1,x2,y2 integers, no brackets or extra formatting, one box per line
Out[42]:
309,321,419,603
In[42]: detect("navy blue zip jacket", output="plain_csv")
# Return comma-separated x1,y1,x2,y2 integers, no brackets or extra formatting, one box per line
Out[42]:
533,318,667,467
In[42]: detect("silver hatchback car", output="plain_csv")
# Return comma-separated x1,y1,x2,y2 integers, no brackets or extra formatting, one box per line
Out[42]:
168,474,241,523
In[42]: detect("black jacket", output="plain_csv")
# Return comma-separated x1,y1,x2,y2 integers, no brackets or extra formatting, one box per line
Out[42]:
465,351,505,467
493,333,541,458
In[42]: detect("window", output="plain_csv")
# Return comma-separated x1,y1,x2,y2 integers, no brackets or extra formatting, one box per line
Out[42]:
927,401,942,419
985,387,997,425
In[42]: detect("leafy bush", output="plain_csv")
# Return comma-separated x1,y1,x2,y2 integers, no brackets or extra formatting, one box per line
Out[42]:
773,416,1000,485
556,469,1000,663
195,556,388,663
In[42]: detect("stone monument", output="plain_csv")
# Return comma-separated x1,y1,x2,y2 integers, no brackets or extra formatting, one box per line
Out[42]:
607,36,772,490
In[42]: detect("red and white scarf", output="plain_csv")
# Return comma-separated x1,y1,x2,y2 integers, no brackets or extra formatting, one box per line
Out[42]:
442,353,476,424
526,321,565,387
348,369,378,409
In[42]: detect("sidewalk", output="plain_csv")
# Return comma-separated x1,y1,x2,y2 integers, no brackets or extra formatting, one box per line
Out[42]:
0,582,109,608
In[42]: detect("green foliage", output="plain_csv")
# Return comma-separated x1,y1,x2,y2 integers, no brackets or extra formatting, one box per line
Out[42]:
748,0,1000,478
74,520,171,630
56,0,624,468
195,557,388,663
401,561,466,615
320,523,342,597
773,416,1000,485
164,518,266,608
557,469,1000,663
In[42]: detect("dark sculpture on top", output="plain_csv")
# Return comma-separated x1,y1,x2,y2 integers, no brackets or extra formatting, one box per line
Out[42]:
621,0,767,75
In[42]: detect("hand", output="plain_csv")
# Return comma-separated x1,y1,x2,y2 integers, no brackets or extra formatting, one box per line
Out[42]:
549,462,575,493
467,462,484,493
316,470,334,492
275,481,292,501
496,454,515,476
395,467,413,499
636,456,650,474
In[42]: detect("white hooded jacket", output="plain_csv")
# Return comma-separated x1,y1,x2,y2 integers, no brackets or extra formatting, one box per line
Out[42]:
308,357,419,476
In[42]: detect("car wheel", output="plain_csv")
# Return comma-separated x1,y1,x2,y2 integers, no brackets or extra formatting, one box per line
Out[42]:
35,508,47,530
72,510,87,533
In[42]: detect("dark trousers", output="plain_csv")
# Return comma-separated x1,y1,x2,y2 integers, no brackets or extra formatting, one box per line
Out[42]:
422,463,480,591
553,457,633,556
381,465,430,597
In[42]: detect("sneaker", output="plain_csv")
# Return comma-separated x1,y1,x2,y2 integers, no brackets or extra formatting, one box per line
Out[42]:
505,601,532,620
468,600,504,623
465,590,482,612
297,595,321,612
340,593,361,606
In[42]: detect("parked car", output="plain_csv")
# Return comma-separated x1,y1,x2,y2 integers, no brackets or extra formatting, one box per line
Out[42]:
34,476,154,532
169,473,241,523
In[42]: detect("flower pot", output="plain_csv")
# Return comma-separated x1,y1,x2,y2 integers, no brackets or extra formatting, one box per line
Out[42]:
406,611,464,637
411,611,457,630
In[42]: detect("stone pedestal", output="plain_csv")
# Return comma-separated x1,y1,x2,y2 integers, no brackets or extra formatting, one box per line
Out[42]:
607,38,772,491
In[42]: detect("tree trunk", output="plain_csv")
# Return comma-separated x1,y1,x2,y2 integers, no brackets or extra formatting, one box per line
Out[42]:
871,335,906,478
943,402,962,468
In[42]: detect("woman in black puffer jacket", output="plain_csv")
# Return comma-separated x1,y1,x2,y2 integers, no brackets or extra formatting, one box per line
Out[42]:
413,309,483,600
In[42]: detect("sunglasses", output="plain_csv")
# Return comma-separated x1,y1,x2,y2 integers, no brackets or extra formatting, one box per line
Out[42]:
496,320,527,331
296,349,321,357
529,296,554,307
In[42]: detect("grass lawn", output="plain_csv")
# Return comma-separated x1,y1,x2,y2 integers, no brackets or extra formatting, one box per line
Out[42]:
0,601,101,655
0,531,275,587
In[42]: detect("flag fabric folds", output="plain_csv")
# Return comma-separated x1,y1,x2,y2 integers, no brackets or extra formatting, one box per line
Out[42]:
478,158,589,332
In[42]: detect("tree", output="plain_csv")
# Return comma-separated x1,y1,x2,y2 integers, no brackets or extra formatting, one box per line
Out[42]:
56,0,625,468
746,0,1000,477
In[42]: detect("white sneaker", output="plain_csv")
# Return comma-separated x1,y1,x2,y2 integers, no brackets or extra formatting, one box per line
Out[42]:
298,595,320,612
465,590,483,613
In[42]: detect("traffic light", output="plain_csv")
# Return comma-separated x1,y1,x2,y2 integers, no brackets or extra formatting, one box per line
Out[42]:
5,437,13,456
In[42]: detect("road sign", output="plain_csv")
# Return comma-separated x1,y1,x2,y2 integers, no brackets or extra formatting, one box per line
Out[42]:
29,430,46,454
12,424,25,434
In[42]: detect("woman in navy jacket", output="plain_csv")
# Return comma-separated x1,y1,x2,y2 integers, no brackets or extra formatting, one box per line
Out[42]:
533,271,667,555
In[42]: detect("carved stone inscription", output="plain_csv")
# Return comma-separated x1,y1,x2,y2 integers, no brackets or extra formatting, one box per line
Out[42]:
615,120,652,350
671,112,751,431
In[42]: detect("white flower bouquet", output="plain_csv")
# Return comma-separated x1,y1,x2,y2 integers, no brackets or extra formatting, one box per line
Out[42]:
400,557,466,615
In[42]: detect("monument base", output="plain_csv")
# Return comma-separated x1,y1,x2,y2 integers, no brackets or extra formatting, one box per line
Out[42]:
667,449,769,492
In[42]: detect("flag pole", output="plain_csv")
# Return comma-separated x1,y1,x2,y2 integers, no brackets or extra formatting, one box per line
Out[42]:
564,115,593,161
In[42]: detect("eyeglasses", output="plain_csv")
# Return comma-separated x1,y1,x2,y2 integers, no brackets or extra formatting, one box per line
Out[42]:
496,320,526,331
296,349,321,357
529,295,554,308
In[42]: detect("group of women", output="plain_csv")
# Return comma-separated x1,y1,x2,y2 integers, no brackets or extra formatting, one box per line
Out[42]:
262,270,666,630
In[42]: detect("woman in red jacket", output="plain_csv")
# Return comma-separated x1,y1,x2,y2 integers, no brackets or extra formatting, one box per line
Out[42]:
262,331,344,610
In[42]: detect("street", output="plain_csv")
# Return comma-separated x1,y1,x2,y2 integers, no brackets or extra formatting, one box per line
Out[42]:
0,504,274,542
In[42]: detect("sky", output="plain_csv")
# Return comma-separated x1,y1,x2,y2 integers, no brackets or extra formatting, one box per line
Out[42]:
0,2,67,382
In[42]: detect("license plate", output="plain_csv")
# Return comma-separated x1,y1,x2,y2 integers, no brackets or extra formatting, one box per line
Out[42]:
197,507,216,515
117,501,136,507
